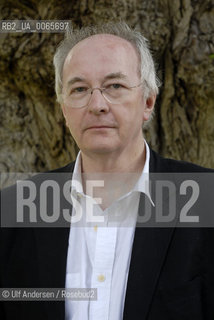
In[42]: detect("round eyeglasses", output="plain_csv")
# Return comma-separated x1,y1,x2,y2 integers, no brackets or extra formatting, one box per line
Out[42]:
62,82,143,109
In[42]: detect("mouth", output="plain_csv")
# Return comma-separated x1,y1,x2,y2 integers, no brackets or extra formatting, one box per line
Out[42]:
85,125,116,131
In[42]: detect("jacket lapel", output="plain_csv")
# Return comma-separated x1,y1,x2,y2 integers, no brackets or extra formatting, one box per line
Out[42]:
123,219,175,319
123,148,177,319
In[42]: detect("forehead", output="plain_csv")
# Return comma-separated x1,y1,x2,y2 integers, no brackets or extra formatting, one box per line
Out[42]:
62,34,140,82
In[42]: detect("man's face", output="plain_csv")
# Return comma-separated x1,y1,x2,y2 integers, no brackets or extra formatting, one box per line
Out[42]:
61,34,155,158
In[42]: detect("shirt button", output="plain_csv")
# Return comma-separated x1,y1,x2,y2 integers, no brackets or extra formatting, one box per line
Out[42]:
97,274,105,282
77,192,83,198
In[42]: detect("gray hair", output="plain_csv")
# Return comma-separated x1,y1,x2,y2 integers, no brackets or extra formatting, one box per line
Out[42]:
53,21,161,104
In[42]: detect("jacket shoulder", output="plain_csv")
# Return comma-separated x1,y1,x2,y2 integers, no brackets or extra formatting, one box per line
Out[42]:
48,161,75,173
149,149,214,173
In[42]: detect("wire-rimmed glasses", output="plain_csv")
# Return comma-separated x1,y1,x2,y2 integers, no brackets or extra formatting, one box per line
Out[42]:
61,82,143,108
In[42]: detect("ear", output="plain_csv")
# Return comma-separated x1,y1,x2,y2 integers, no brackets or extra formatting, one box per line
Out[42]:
143,95,156,121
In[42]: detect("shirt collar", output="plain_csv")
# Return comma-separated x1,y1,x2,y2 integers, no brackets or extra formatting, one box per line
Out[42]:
132,140,154,206
71,151,84,194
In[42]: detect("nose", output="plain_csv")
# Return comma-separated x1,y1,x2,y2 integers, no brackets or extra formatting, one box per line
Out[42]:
87,88,110,114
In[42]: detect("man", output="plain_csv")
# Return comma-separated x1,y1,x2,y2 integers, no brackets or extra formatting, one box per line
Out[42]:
1,22,214,319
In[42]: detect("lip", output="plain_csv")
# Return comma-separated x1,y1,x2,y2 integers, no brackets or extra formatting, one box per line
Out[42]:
85,126,115,130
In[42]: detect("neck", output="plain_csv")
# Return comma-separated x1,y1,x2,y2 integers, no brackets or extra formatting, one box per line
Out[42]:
81,139,146,174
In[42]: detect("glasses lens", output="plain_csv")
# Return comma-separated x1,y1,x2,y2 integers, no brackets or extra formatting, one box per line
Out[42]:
64,90,91,108
103,85,129,104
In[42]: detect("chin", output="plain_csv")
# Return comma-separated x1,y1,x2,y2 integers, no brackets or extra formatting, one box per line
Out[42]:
82,137,119,153
83,143,119,155
89,147,116,154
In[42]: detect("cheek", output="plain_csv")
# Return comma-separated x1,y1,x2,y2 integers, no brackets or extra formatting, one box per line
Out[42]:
63,109,81,135
121,99,144,125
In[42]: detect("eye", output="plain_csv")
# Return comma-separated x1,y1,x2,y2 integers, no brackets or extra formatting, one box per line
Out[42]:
70,87,88,95
109,83,123,89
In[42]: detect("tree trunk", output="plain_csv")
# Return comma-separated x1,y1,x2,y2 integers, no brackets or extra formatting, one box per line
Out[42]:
0,0,213,185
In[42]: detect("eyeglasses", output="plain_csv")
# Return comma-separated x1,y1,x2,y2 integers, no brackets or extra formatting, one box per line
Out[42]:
62,82,143,109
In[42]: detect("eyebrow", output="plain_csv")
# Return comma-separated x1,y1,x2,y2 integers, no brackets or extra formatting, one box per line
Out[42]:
66,72,128,89
103,72,128,81
66,77,85,88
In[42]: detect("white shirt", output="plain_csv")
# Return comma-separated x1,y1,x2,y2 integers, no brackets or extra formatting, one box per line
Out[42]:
65,141,153,320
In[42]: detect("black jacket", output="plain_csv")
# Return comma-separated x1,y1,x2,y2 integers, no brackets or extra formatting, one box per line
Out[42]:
1,149,214,320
